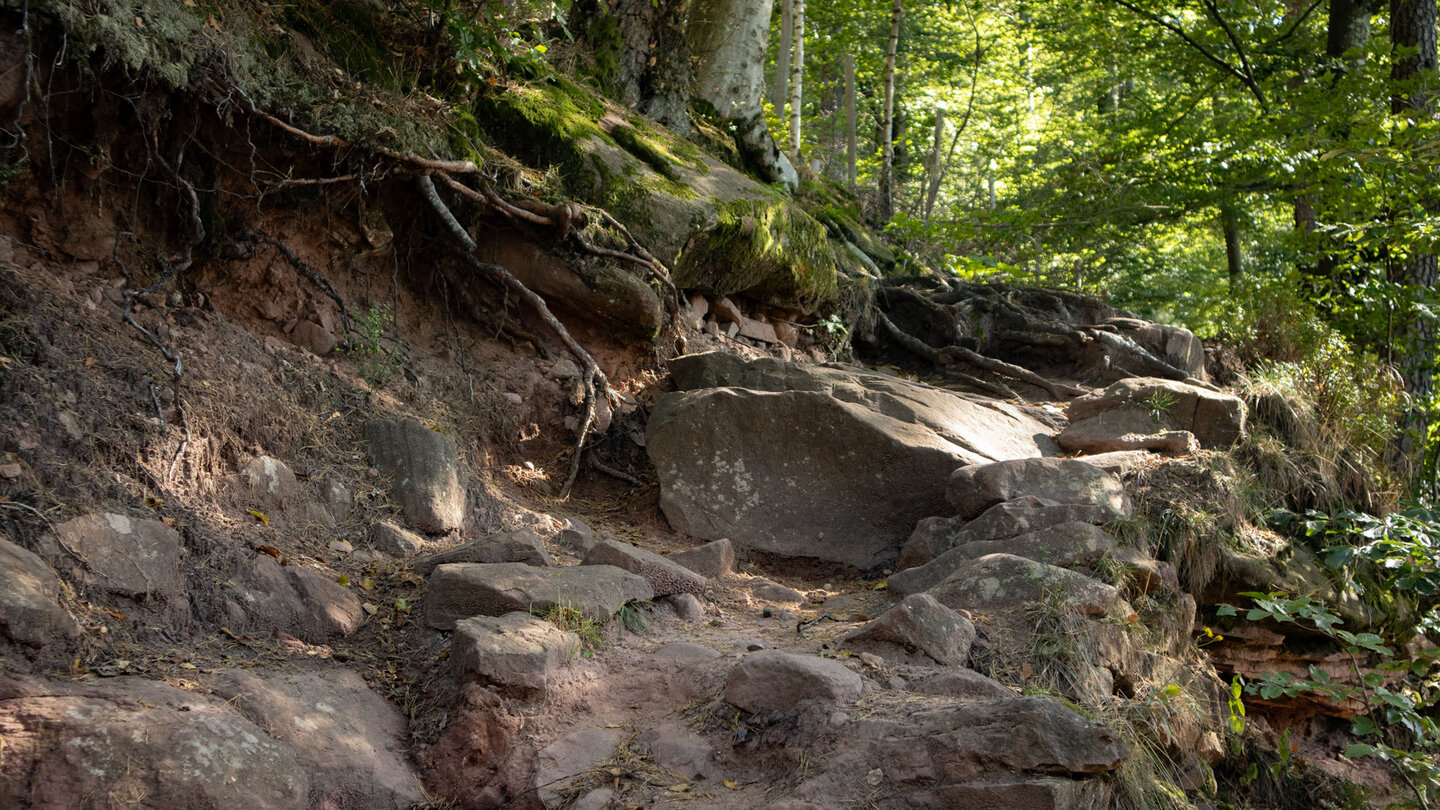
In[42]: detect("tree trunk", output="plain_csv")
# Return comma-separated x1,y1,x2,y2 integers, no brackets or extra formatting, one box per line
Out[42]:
772,0,792,112
923,109,945,221
878,0,903,221
845,53,857,191
1329,0,1382,61
690,0,798,189
1221,195,1244,289
587,0,692,133
1389,0,1438,479
788,0,804,155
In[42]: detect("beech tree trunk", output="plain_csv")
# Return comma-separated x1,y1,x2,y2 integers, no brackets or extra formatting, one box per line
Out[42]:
878,0,903,220
1389,0,1438,480
844,54,857,191
772,0,792,112
788,0,804,154
690,0,798,189
1221,194,1244,288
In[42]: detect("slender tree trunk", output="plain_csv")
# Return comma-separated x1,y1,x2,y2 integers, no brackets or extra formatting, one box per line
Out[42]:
844,53,857,191
1389,0,1438,482
878,0,903,220
788,0,804,155
923,109,945,221
1221,195,1244,289
772,0,792,112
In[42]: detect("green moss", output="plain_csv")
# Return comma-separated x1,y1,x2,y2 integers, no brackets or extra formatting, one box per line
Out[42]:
471,79,606,187
282,0,401,90
674,199,839,310
583,14,625,98
611,124,681,181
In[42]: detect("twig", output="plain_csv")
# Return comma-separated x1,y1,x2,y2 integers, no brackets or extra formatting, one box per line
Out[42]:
418,175,609,499
148,381,165,429
588,453,642,486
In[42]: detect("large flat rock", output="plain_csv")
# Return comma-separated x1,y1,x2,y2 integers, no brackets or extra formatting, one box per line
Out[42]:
426,563,654,629
648,353,1058,570
0,676,310,810
364,417,466,532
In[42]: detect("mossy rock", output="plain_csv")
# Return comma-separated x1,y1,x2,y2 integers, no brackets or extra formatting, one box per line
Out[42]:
796,177,896,273
673,198,839,311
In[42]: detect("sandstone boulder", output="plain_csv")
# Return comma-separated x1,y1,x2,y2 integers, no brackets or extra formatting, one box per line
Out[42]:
907,668,1016,700
582,538,706,596
890,523,1118,596
897,516,966,570
927,554,1121,617
451,612,580,692
0,538,78,648
413,529,554,575
860,696,1129,780
228,555,364,642
0,676,310,810
1056,407,1200,456
364,417,465,532
48,512,185,600
426,563,653,629
910,778,1107,810
536,728,627,809
946,458,1130,520
724,651,864,713
206,669,424,809
650,353,1058,570
844,593,975,665
669,537,736,579
1065,377,1247,449
368,521,425,556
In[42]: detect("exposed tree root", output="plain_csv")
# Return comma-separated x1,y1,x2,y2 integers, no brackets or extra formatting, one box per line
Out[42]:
418,175,612,499
875,310,1070,400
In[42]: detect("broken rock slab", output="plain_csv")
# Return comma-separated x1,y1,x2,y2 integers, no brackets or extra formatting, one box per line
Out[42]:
536,728,628,809
413,529,555,575
368,521,425,556
48,512,185,600
0,675,311,810
898,516,966,570
451,612,580,693
206,668,424,810
844,593,975,666
582,538,706,596
906,668,1016,700
0,538,79,649
1055,407,1200,456
426,562,654,629
724,650,863,714
669,537,736,579
890,523,1118,597
649,352,1058,570
1066,377,1247,449
927,553,1122,618
228,555,364,642
364,417,466,532
946,458,1131,520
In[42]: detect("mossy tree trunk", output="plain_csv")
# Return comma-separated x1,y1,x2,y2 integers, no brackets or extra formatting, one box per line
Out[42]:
878,0,903,221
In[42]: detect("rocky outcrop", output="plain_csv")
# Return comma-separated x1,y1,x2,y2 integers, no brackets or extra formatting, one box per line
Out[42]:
582,538,707,596
364,417,466,532
648,353,1059,570
1064,377,1247,449
724,651,864,713
451,612,581,693
413,529,555,574
946,458,1130,520
844,593,975,665
891,523,1118,596
426,562,654,629
0,539,78,649
928,553,1122,617
0,676,311,809
46,512,185,600
206,669,424,809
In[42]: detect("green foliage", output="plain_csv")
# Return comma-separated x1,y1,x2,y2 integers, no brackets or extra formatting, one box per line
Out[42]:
1218,592,1440,806
616,601,649,637
1274,507,1440,609
346,304,401,386
541,603,604,657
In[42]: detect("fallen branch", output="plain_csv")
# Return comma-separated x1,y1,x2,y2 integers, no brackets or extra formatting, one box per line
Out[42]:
418,175,610,499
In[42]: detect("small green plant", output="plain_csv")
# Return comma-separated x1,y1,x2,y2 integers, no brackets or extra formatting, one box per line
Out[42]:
346,304,401,386
541,603,604,658
1218,592,1440,807
1143,389,1179,420
616,600,650,637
